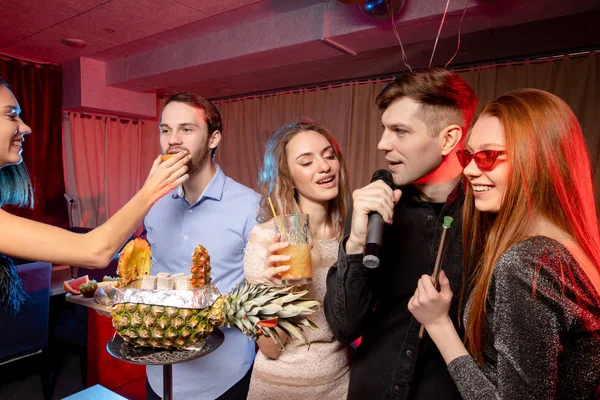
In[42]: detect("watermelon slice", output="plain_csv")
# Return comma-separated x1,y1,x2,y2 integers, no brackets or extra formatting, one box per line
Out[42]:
64,275,90,295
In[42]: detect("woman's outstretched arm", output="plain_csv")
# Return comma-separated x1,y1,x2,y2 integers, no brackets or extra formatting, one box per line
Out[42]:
0,152,189,268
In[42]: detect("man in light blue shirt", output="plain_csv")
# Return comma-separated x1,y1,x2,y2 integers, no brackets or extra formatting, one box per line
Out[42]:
144,92,259,399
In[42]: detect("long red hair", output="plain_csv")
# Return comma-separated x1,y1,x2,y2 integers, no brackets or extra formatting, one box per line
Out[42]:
462,89,600,362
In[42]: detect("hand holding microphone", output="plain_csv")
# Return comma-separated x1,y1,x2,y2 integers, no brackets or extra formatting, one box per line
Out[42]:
363,170,395,268
346,169,401,265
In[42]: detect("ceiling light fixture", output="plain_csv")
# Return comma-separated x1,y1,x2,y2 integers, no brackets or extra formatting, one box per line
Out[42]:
61,38,87,49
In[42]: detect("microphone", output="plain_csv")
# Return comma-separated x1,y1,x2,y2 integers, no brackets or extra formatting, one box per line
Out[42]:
363,169,394,268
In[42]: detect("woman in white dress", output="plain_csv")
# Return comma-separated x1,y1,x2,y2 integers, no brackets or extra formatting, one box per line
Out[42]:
244,119,351,399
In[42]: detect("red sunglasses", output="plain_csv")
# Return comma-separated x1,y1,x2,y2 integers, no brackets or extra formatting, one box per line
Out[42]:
455,150,506,171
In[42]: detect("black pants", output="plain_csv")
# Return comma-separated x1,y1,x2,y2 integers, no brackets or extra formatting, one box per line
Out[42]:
146,366,252,400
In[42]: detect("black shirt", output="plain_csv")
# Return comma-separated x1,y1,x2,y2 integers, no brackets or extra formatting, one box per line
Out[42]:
427,201,445,218
324,183,465,400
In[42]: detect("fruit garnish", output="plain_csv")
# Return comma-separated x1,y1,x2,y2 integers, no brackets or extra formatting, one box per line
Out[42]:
80,280,98,298
117,238,151,287
190,244,211,288
63,275,90,295
161,152,189,162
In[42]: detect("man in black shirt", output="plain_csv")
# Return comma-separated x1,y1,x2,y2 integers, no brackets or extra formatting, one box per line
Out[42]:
324,68,477,400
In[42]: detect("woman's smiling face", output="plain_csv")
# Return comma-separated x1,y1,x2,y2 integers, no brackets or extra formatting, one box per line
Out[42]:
463,114,509,214
0,85,31,167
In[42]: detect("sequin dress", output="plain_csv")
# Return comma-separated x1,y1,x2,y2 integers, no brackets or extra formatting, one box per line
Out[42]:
448,237,600,399
243,221,350,400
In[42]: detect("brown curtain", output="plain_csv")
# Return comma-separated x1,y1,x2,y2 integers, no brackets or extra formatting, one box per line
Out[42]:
212,83,389,190
212,54,600,199
0,56,68,227
64,54,599,221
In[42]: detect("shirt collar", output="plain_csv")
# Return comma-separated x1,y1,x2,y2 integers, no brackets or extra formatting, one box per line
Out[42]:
171,164,226,203
402,180,463,206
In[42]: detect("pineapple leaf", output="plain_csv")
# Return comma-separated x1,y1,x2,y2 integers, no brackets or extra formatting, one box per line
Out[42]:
244,306,261,316
278,320,309,345
271,291,308,305
275,305,303,319
243,295,276,309
238,291,250,304
241,317,254,333
231,317,247,333
261,326,285,350
286,316,318,329
257,303,284,315
300,318,318,329
292,300,321,310
276,304,319,318
270,286,292,295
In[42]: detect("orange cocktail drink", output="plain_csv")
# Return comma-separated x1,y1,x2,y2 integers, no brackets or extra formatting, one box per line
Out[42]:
277,243,312,285
275,213,312,286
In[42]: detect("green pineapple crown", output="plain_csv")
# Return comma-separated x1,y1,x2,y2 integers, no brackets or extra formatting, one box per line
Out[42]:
221,281,320,350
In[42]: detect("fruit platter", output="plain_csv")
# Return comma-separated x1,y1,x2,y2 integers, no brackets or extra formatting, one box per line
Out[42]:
66,238,320,351
64,275,119,315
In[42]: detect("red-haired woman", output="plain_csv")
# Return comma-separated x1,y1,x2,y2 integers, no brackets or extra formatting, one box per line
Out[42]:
408,89,600,399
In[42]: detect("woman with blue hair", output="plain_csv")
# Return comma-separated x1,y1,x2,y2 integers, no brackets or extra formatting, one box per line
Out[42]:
0,78,189,313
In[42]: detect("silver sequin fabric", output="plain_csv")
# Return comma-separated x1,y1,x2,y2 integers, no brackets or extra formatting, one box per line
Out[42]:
448,236,600,399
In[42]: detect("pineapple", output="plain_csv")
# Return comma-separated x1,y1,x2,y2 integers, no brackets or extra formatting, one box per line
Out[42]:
117,238,151,287
113,241,319,350
190,244,211,288
112,282,319,350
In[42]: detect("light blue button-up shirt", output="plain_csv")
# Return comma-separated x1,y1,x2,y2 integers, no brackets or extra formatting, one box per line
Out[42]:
144,165,260,399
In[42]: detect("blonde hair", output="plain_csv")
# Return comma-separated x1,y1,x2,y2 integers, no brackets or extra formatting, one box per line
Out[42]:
257,119,350,238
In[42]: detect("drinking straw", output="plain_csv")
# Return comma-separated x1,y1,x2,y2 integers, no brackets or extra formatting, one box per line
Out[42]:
419,216,454,339
268,197,284,237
